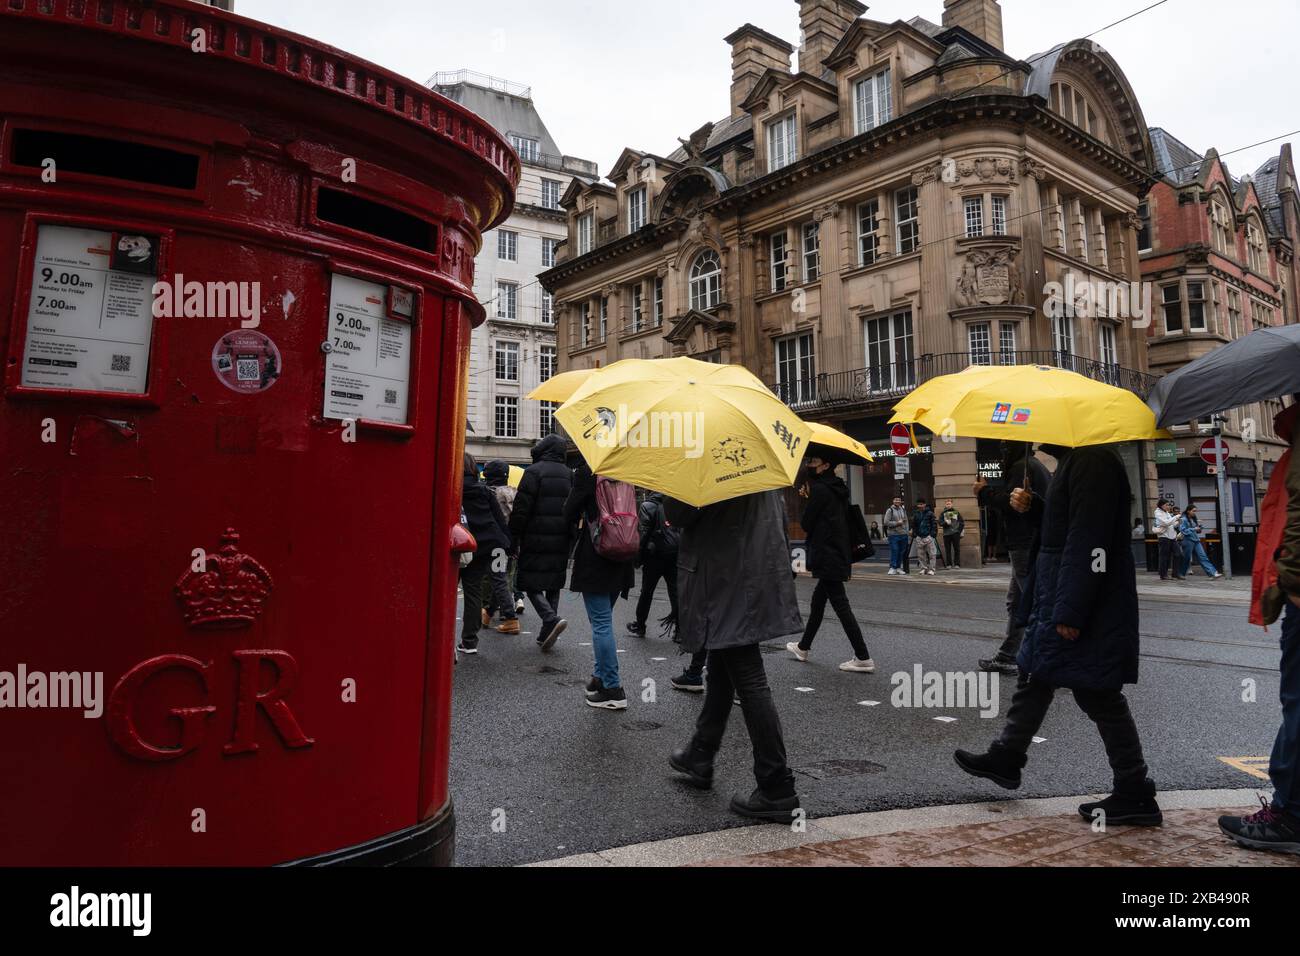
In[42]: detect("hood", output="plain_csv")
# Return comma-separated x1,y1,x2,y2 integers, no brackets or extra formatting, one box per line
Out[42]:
816,470,850,501
483,459,510,486
532,433,567,464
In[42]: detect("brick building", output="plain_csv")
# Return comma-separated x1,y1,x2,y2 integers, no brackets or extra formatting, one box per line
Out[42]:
540,0,1159,562
1140,128,1294,540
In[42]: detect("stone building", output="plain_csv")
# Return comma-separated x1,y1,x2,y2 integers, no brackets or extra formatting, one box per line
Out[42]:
430,71,598,465
540,0,1159,562
1140,129,1295,546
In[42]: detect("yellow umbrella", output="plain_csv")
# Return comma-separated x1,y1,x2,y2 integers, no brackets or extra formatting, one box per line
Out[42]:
555,357,812,508
805,422,875,465
889,364,1170,446
507,465,525,489
527,366,600,403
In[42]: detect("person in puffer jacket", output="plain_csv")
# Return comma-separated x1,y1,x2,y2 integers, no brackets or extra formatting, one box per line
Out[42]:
955,443,1162,829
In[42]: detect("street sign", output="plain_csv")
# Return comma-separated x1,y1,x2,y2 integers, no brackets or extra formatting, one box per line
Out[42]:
894,456,911,477
1200,437,1229,466
1155,440,1178,465
890,423,911,457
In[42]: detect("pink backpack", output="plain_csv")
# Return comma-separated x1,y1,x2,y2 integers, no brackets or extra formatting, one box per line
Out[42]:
590,476,639,561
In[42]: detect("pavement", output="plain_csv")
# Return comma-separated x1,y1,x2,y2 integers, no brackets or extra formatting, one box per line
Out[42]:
532,789,1299,867
451,564,1282,867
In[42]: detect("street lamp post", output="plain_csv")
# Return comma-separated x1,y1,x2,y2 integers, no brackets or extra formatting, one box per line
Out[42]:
1213,415,1234,578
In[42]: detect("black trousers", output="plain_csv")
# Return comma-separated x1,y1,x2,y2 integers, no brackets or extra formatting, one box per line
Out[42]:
993,678,1155,796
690,644,796,799
527,588,561,629
635,554,678,626
459,556,491,644
1157,537,1178,579
993,547,1033,663
944,535,961,568
799,578,869,660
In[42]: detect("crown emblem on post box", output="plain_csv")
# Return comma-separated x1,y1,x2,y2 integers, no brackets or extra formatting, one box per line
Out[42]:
174,528,274,629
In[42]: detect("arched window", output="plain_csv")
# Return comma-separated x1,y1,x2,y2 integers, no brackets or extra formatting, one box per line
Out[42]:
1050,80,1111,145
689,250,722,311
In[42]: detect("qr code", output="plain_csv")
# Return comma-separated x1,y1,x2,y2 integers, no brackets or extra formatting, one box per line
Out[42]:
384,389,397,405
236,358,260,382
111,354,131,373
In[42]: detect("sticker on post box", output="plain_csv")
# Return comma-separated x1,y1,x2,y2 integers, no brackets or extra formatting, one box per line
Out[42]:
20,224,157,394
323,274,411,425
211,329,282,394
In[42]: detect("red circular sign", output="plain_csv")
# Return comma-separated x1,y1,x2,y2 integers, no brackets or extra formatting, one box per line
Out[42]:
1200,437,1228,466
211,330,282,394
891,423,912,457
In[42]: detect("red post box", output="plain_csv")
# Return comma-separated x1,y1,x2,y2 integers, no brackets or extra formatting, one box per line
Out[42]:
0,0,516,865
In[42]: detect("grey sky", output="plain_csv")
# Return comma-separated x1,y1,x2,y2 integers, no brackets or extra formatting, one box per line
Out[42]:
237,0,1297,178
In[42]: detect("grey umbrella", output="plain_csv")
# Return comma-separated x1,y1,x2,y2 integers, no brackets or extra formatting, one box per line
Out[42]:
1147,324,1300,428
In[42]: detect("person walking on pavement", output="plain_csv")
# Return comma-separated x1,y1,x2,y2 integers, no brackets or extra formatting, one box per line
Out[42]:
1177,504,1222,579
976,441,1051,675
1154,499,1184,581
785,456,875,672
911,497,938,576
940,499,965,569
955,442,1163,827
628,491,679,638
482,460,524,634
666,489,804,821
508,434,572,653
1221,401,1300,854
457,452,514,655
884,496,910,575
566,461,637,710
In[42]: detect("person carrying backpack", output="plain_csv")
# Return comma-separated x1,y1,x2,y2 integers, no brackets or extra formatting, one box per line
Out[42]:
785,456,875,672
565,461,637,709
628,491,679,639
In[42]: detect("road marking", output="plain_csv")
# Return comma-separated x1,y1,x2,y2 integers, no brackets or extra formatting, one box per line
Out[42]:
651,657,667,662
578,643,591,647
858,700,882,707
933,716,958,723
1032,736,1047,744
795,687,814,693
1217,756,1271,781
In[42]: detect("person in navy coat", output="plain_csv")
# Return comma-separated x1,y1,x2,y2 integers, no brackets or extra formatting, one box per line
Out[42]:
954,443,1162,826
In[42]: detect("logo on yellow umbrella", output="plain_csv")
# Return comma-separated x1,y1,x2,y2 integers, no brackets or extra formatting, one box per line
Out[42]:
581,406,618,441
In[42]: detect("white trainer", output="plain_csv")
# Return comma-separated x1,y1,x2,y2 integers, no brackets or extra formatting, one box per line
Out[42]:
840,658,876,673
785,641,809,662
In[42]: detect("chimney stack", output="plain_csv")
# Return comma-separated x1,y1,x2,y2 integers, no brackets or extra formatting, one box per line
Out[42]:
725,24,794,117
796,0,867,77
942,0,1004,51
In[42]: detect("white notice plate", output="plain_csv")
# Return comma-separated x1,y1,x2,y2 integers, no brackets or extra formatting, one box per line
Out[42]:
21,225,155,394
323,274,412,425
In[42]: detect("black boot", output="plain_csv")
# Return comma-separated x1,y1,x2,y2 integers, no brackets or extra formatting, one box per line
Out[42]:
954,746,1025,790
668,746,714,789
1078,790,1163,827
730,788,800,822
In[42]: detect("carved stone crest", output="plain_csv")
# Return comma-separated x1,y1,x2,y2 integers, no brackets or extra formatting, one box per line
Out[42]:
956,248,1025,307
952,156,1018,189
1020,156,1048,181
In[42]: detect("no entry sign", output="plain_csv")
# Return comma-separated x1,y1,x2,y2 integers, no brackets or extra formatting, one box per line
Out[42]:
891,423,912,457
1200,437,1229,466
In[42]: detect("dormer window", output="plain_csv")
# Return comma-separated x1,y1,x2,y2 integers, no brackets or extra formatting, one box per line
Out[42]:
627,186,647,232
689,250,722,311
1210,201,1232,255
1247,222,1267,274
1049,81,1110,144
577,212,593,255
853,67,892,134
767,112,798,172
509,134,539,163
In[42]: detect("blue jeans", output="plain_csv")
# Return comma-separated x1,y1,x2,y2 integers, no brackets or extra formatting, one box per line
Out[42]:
888,534,909,569
1272,602,1300,814
1179,539,1218,577
584,591,621,689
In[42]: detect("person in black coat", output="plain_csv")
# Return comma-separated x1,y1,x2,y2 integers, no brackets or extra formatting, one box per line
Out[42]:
508,434,573,652
458,452,513,655
629,492,679,639
975,441,1052,674
785,458,873,671
565,461,637,709
666,489,804,821
956,443,1161,826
